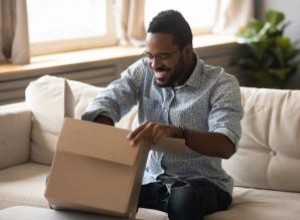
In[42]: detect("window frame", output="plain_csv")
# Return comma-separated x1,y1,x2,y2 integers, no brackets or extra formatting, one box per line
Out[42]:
144,0,218,37
29,0,117,56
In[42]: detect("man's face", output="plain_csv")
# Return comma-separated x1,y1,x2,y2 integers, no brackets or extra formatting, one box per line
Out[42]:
145,33,188,87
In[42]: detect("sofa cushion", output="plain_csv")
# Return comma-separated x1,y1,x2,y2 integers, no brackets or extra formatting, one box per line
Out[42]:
25,75,101,165
206,187,300,220
0,163,50,209
223,87,300,192
0,103,31,170
0,163,167,219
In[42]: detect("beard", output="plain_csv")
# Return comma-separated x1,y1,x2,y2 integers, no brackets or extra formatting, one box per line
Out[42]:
154,61,185,88
154,68,174,87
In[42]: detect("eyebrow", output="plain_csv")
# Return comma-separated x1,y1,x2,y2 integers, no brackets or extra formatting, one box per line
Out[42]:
145,51,172,55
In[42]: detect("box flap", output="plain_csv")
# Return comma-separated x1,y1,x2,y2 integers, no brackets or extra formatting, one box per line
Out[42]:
56,118,142,166
155,138,185,155
64,79,75,118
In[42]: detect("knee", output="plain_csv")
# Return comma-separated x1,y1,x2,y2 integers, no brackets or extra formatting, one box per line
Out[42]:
167,181,203,220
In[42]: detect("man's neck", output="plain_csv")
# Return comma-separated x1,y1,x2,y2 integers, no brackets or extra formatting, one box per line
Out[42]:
180,53,197,86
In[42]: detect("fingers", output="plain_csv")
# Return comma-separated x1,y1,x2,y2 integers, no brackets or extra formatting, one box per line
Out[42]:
127,122,168,146
127,122,156,146
126,121,148,140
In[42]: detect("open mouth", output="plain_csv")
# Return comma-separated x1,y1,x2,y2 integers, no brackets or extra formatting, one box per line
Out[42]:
155,71,168,80
154,72,167,84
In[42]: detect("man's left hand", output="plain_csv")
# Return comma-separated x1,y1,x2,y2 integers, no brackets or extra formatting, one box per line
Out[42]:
126,122,181,146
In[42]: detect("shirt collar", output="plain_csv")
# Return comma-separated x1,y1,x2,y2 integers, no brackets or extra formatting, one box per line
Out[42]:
177,58,203,89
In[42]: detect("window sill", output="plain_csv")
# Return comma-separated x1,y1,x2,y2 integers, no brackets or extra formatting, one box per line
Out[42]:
0,34,237,79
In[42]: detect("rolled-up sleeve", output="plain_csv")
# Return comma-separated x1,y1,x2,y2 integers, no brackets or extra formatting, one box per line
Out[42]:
81,60,144,122
208,75,244,147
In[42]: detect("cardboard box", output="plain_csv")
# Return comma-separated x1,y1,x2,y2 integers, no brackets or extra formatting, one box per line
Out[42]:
45,118,150,219
44,117,185,219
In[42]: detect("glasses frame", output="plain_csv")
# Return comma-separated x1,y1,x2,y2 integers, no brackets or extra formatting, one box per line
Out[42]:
142,49,179,62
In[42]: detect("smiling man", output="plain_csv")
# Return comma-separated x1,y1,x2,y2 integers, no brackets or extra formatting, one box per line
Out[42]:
82,10,243,220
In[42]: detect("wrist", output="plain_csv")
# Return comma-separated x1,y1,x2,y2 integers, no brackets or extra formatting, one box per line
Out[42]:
179,126,186,140
94,115,114,126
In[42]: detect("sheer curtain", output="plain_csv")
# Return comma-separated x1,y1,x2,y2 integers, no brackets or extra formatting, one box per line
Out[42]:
116,0,146,46
0,0,30,64
212,0,254,34
115,0,253,46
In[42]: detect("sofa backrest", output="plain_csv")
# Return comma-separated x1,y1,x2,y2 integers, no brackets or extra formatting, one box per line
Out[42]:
0,103,32,169
223,87,300,192
25,75,138,165
26,75,300,193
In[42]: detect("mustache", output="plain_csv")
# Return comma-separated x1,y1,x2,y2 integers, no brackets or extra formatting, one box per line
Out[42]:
155,67,171,72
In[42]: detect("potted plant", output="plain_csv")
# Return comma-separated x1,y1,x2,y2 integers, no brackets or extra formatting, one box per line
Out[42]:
236,10,300,88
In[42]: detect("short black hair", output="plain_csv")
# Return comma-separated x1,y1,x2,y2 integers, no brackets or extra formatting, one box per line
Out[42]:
147,10,193,48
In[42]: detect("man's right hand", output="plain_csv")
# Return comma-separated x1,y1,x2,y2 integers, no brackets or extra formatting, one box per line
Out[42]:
93,115,114,126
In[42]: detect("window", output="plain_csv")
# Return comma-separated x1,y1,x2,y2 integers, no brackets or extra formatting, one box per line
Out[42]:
144,0,218,35
27,0,116,55
26,0,220,56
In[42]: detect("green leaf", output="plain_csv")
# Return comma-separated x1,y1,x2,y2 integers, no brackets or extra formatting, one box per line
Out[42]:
249,40,271,61
265,10,285,27
268,68,291,80
276,37,290,47
239,58,259,70
252,70,278,87
236,19,264,43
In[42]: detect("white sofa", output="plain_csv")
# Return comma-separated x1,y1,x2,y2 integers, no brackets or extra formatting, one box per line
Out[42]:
0,75,300,220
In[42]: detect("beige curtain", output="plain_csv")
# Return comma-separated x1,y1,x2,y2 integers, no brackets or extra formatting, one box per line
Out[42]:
116,0,146,46
0,0,30,64
212,0,254,34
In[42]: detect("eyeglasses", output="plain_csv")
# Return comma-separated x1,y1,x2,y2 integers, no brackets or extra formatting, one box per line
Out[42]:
142,49,179,62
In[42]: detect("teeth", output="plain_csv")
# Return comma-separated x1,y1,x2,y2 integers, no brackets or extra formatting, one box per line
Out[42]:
155,71,165,78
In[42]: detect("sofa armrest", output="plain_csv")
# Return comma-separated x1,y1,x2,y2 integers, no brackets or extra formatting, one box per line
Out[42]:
0,102,32,170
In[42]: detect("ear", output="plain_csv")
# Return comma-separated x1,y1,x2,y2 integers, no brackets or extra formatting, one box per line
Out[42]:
182,44,193,59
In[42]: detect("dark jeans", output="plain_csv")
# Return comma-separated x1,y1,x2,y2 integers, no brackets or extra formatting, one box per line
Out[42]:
138,178,232,220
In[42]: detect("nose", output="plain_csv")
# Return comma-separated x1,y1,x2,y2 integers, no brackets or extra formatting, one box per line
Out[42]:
150,57,162,70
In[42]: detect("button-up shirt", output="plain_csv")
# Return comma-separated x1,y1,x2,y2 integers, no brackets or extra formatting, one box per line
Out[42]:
82,57,243,195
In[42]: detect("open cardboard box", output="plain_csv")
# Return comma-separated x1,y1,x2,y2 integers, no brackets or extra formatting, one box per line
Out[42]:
44,118,185,219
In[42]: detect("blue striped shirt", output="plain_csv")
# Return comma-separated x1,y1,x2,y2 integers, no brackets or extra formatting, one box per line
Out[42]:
82,57,243,195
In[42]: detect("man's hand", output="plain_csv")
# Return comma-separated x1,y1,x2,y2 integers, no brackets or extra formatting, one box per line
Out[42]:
126,122,235,159
93,115,114,126
126,122,182,146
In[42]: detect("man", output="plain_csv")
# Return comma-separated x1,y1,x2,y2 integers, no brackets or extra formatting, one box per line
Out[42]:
82,10,243,220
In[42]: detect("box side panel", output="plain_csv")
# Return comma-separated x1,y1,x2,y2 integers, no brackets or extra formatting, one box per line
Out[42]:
45,152,136,216
127,144,150,219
